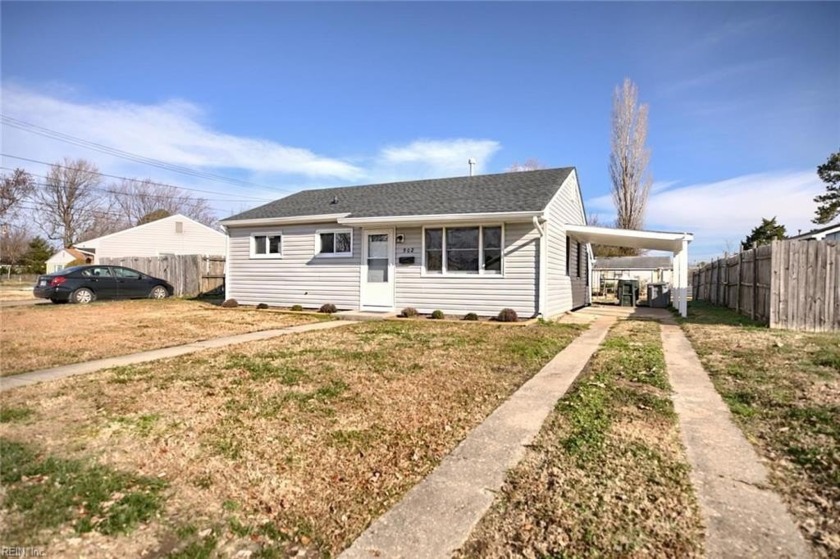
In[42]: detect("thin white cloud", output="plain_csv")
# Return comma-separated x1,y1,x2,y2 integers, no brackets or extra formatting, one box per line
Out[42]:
0,83,502,213
373,139,501,182
588,170,824,261
660,58,783,97
1,83,364,181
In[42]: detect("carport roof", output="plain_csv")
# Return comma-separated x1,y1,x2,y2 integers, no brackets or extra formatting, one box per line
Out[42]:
565,224,693,252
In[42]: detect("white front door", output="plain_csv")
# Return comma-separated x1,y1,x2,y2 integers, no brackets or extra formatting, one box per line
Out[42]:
361,229,395,310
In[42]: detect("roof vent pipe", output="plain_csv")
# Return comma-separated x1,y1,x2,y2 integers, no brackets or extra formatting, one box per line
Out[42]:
468,158,476,176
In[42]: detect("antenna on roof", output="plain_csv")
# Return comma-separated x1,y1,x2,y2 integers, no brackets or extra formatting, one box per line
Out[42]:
468,158,476,176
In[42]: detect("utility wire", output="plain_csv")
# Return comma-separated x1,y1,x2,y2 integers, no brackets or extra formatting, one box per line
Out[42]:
1,167,254,205
0,154,273,202
1,114,286,191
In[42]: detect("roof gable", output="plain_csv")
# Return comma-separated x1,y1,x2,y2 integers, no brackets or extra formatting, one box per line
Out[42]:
74,214,223,248
224,168,575,223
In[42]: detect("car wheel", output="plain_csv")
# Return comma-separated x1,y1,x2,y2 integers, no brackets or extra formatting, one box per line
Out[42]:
150,285,169,299
72,288,94,304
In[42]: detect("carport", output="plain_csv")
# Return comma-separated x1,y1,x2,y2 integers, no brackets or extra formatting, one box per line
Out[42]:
564,224,694,317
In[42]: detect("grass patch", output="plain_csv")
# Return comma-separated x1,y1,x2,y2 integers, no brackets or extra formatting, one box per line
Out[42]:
0,320,582,556
0,405,33,423
459,320,704,558
682,301,840,557
0,437,167,544
0,299,318,376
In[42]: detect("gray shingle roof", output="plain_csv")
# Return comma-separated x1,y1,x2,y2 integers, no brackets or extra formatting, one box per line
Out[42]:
224,168,575,222
593,256,672,270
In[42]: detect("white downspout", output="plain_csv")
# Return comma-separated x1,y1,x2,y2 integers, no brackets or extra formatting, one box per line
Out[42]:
533,216,547,318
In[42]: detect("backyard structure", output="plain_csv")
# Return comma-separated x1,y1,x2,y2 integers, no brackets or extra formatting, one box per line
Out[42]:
221,168,694,318
45,247,94,274
592,255,672,298
788,221,840,241
50,214,226,264
692,239,839,331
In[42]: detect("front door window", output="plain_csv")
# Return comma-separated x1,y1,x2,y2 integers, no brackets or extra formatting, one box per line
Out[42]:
367,234,389,282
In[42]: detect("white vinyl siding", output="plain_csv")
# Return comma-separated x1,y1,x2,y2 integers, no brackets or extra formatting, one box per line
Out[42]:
395,221,539,317
545,170,588,317
75,215,226,261
226,223,362,309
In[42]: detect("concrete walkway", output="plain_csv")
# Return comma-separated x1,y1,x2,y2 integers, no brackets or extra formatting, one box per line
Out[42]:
340,316,616,559
660,323,811,558
0,320,354,392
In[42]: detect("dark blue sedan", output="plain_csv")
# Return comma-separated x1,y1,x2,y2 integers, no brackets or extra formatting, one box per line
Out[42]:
33,265,174,304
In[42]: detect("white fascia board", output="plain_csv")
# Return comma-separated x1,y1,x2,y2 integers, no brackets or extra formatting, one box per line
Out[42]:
338,211,543,226
220,213,351,227
564,224,693,252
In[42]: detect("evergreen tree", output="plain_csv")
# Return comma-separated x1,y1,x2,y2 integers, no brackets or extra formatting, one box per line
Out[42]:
813,150,840,224
22,237,53,274
741,217,786,250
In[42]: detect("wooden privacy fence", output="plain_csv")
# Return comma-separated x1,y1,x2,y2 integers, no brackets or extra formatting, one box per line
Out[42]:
100,254,225,298
691,240,839,332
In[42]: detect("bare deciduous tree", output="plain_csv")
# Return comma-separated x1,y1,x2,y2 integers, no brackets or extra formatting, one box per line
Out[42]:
109,178,216,227
0,168,34,221
586,214,625,257
609,78,652,255
33,158,106,247
506,159,548,172
0,223,31,277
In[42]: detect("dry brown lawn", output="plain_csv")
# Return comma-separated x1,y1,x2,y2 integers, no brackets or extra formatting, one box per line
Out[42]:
459,320,704,558
0,319,582,558
0,286,37,301
682,301,840,558
0,299,318,375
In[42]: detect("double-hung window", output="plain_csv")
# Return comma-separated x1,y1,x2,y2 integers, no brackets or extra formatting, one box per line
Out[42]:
424,225,503,275
251,233,282,258
316,229,352,257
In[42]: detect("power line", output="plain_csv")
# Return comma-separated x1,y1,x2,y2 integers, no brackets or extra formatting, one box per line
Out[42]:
1,167,253,205
0,155,273,202
1,114,286,191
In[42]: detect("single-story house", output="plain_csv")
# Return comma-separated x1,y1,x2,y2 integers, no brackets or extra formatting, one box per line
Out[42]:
592,255,673,295
221,168,695,318
71,214,226,262
788,221,840,241
45,247,94,274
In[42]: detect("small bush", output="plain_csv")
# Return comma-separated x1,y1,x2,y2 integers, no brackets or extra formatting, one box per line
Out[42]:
319,303,338,314
401,307,419,318
431,310,445,320
221,299,239,308
256,303,269,310
291,304,304,312
463,312,479,321
496,308,518,322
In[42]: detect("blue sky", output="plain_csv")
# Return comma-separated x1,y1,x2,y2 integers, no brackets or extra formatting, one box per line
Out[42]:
2,1,838,260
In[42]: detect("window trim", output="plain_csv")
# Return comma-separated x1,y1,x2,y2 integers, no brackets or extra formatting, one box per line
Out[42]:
314,228,354,258
421,224,505,277
250,232,283,259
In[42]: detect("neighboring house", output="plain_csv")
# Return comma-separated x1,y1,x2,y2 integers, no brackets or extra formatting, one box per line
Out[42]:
220,168,592,318
45,247,94,274
73,214,226,262
788,221,840,241
593,255,673,294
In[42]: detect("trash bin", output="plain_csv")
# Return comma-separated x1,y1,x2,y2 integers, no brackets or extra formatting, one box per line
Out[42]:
647,282,671,308
618,279,639,307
